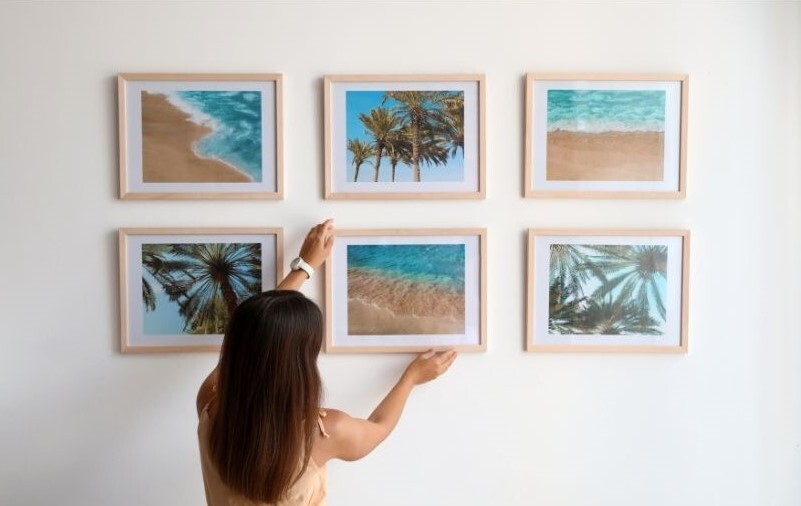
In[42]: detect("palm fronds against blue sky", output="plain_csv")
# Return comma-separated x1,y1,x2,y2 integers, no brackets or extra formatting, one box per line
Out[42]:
548,244,668,335
346,90,464,183
141,243,261,335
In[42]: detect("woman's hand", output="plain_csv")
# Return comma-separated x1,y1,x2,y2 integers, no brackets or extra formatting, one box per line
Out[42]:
277,219,335,291
402,349,458,386
299,219,335,269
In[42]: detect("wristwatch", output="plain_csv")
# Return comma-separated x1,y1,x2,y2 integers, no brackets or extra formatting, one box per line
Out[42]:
290,256,314,279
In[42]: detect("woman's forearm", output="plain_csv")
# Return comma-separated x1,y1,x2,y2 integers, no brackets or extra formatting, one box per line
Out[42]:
276,270,309,291
367,373,416,438
322,351,455,462
368,349,456,434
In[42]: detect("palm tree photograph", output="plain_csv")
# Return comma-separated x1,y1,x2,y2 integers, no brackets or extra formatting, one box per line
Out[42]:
345,90,464,183
547,243,669,336
141,242,262,335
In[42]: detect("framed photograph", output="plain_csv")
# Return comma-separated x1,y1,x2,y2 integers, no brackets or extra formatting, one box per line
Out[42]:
119,228,282,353
527,229,689,353
325,229,487,353
525,73,688,199
324,74,486,199
118,73,283,199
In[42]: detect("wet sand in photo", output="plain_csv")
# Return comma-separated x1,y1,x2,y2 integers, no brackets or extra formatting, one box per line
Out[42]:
141,92,252,183
348,299,464,335
347,269,464,335
546,131,665,181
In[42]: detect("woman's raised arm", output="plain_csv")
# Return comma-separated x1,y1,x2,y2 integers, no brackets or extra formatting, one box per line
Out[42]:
277,219,335,291
312,349,457,463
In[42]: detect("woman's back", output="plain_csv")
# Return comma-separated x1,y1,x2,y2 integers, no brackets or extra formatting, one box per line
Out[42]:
198,405,327,506
195,221,456,505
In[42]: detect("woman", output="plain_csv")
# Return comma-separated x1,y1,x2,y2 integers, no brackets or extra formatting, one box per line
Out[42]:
196,219,457,505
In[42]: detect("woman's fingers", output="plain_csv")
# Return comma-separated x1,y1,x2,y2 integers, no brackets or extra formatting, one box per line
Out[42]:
299,219,335,268
427,349,456,376
439,351,457,373
421,349,436,359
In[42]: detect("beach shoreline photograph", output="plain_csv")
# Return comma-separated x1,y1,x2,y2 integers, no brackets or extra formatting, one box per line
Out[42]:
345,90,465,183
346,244,465,335
545,89,666,182
140,90,263,183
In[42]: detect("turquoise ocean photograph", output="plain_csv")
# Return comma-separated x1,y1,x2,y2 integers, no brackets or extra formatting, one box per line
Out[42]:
546,89,666,181
345,90,464,183
346,244,465,335
141,242,262,335
141,90,263,183
548,243,668,335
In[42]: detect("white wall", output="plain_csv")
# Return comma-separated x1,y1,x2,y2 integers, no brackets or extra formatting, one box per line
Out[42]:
1,1,799,505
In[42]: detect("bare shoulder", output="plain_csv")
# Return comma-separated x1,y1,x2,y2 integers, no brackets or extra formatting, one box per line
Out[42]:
312,407,386,463
196,367,219,417
318,408,352,436
312,408,362,465
196,382,215,417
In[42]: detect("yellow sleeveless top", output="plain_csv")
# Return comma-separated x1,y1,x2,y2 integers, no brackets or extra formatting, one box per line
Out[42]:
197,406,328,506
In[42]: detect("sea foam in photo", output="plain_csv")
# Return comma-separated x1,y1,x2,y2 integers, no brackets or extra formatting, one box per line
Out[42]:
545,89,667,181
547,89,665,133
164,90,263,181
346,243,466,335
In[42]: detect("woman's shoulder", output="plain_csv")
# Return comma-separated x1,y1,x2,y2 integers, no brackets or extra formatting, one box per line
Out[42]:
319,408,345,419
319,408,350,438
317,408,352,435
197,367,219,417
311,408,357,465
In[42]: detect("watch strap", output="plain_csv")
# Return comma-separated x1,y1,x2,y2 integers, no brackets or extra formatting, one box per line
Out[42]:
292,257,314,279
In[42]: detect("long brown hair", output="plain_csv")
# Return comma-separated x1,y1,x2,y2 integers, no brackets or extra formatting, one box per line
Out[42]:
209,290,323,503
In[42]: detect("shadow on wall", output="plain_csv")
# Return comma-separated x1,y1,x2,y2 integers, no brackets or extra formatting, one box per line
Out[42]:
108,75,121,200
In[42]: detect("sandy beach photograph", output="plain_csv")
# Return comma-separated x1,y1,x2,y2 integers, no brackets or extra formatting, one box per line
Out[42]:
140,90,263,183
545,89,666,181
346,244,465,335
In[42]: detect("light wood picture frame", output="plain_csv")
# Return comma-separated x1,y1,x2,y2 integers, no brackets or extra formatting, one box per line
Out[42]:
526,228,690,353
324,74,486,200
325,228,487,353
118,73,283,200
119,227,283,353
524,73,688,199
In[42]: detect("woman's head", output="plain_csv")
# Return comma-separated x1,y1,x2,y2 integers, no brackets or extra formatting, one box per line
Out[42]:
219,290,323,385
210,290,323,503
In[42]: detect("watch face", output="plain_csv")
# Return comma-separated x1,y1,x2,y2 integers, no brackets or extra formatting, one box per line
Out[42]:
290,257,312,277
